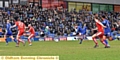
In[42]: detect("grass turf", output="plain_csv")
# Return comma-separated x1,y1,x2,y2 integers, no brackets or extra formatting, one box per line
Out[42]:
0,40,120,60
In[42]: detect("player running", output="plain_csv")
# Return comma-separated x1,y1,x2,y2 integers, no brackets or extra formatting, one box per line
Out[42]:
92,17,110,48
4,19,17,45
26,24,35,46
11,17,26,47
101,15,115,41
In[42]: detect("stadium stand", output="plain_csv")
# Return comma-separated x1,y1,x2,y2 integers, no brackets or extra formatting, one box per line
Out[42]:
0,4,119,41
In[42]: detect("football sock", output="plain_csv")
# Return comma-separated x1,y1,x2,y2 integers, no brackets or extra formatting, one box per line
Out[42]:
92,37,98,45
18,39,25,44
28,38,31,44
112,37,116,40
104,40,108,45
79,39,83,44
111,33,116,40
5,39,8,44
14,39,18,44
101,40,107,46
104,40,110,46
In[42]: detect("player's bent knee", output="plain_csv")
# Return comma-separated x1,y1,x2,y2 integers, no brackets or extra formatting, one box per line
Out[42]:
100,40,103,42
16,37,20,40
102,36,106,40
108,37,113,41
92,35,96,38
28,37,31,39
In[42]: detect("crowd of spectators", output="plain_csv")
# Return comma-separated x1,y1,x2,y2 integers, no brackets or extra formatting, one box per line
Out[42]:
0,4,120,37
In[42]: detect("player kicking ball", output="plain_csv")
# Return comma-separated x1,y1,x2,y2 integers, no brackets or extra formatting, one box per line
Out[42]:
92,16,110,48
75,24,83,44
4,19,18,46
25,24,35,46
11,17,26,47
75,23,87,44
75,24,86,44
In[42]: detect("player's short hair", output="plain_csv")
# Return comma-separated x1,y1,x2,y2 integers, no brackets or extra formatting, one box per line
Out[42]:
93,13,97,16
14,16,19,21
93,13,98,19
95,16,99,19
102,15,106,18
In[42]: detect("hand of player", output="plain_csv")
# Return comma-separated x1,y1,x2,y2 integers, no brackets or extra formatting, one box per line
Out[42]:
23,33,26,36
91,29,95,34
23,33,29,36
92,27,98,31
26,31,29,32
103,26,106,28
25,27,28,29
10,25,16,28
92,29,95,31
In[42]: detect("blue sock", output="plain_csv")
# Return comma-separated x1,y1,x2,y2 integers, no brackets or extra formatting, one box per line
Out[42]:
14,39,18,44
80,39,83,44
104,40,108,44
112,37,116,40
5,39,8,44
104,40,110,46
110,33,116,40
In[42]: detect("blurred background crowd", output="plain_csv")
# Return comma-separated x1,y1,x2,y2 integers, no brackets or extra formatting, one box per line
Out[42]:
0,4,120,37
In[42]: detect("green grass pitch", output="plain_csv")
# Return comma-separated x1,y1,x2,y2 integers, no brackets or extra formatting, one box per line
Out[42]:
0,40,120,60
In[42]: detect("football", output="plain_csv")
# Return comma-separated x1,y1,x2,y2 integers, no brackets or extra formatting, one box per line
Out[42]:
55,39,59,42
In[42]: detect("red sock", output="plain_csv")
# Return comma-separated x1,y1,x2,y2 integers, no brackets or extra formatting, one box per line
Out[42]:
92,37,98,45
18,39,24,44
101,40,107,46
17,40,20,45
28,39,31,44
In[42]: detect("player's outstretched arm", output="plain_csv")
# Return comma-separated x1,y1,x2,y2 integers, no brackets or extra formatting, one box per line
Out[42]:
11,25,16,28
94,18,106,28
92,27,98,31
24,26,28,32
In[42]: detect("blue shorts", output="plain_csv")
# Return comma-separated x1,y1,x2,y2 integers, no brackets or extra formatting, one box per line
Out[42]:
6,32,12,37
104,32,111,37
81,32,86,35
